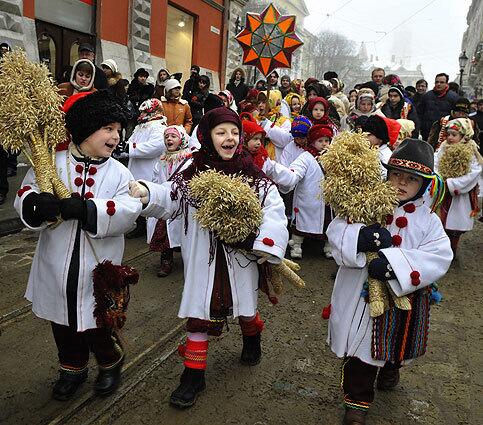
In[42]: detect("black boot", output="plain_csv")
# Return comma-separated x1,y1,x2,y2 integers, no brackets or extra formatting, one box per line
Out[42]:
52,368,88,401
169,367,206,409
343,407,367,425
126,217,146,239
240,333,262,366
157,249,174,277
94,359,123,396
376,367,400,391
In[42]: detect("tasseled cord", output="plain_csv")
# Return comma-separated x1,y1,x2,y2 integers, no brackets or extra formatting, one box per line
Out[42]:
422,172,446,212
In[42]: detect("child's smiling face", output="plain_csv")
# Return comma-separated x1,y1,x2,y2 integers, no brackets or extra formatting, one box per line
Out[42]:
80,123,121,158
388,169,424,201
164,132,182,152
211,122,240,160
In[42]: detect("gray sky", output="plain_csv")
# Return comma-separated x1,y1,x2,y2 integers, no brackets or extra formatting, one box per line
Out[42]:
303,0,472,84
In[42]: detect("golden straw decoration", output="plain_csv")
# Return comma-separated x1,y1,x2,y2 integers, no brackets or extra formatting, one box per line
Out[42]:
437,143,473,180
0,49,69,199
320,131,410,317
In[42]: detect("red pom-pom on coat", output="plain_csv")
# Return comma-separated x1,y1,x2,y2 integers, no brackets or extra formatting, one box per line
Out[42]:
86,178,95,187
75,164,84,174
410,270,421,286
294,207,299,213
392,234,402,246
74,177,83,187
386,214,393,225
84,192,94,199
107,207,116,216
395,216,408,228
262,237,274,247
88,167,97,175
322,304,331,320
403,203,416,213
106,200,115,208
454,189,460,196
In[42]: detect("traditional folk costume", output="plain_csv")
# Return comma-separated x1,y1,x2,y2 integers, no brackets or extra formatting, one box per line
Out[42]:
326,139,452,424
341,89,384,132
138,107,288,408
280,116,312,167
361,115,401,178
435,118,483,254
14,91,142,400
280,92,305,121
256,90,292,161
147,125,192,277
126,98,167,238
286,125,334,259
304,97,339,135
241,118,294,193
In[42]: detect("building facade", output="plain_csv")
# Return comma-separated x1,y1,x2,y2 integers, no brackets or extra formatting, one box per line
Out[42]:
0,0,228,91
460,0,483,98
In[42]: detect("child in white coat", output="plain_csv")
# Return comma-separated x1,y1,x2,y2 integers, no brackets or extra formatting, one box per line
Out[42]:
147,125,192,277
286,124,333,259
326,139,453,425
126,98,167,238
15,91,142,401
279,115,312,167
435,117,483,255
129,107,288,409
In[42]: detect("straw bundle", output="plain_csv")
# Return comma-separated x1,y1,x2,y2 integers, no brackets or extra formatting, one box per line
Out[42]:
320,131,410,317
437,143,473,180
0,49,69,198
269,259,305,294
189,170,263,244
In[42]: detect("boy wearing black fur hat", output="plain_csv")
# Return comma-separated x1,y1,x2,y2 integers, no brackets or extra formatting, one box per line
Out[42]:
327,139,453,424
14,91,142,401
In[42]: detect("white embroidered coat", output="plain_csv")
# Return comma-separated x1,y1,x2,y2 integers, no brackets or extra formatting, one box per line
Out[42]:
286,151,327,234
140,178,288,320
261,118,293,162
327,199,453,366
146,154,191,247
434,146,482,231
15,150,142,331
127,119,167,181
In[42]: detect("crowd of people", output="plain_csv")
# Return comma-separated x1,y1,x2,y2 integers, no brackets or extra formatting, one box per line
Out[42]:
3,42,483,425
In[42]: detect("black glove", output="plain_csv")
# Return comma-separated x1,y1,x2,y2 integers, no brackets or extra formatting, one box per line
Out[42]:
60,196,87,222
368,253,396,281
23,192,61,226
357,224,392,252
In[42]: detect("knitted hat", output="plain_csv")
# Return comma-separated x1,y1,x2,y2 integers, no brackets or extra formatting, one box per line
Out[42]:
308,124,333,143
242,120,266,143
164,79,182,93
101,59,118,73
385,138,434,176
361,115,390,144
134,68,149,78
452,97,471,114
290,116,312,138
388,85,404,99
65,91,128,145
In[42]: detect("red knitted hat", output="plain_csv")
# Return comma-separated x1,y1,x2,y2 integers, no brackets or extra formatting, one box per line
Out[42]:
308,124,333,143
242,120,266,142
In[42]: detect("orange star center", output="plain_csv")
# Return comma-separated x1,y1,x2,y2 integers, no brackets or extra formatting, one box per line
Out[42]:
262,34,272,45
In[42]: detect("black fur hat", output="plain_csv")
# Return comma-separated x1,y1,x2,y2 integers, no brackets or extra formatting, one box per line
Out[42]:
204,93,224,113
361,115,389,144
65,90,128,145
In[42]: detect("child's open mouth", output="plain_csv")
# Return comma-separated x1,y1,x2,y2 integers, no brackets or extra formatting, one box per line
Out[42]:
105,143,115,150
221,144,235,151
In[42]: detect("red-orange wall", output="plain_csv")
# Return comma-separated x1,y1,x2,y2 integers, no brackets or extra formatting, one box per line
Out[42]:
23,0,35,18
97,0,129,46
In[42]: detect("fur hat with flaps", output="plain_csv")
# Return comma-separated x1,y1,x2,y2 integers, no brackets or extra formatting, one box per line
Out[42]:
65,90,128,145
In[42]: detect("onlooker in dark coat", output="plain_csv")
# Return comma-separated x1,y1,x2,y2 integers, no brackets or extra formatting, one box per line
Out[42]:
127,68,155,113
413,79,428,117
469,99,483,148
381,86,419,136
279,75,292,98
188,75,210,128
419,73,459,140
182,65,200,101
77,43,109,90
226,67,249,108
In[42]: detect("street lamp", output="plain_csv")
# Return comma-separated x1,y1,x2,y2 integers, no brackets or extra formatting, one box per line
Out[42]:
458,50,468,88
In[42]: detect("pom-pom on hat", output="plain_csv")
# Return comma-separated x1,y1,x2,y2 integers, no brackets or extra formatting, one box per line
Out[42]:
308,124,333,143
65,91,128,145
290,116,312,138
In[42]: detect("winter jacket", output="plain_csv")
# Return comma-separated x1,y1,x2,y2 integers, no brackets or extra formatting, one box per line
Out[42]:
381,101,419,137
160,96,193,134
419,90,458,139
128,80,155,111
226,80,249,108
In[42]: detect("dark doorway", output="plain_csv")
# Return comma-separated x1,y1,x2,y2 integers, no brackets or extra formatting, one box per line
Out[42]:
35,20,95,83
